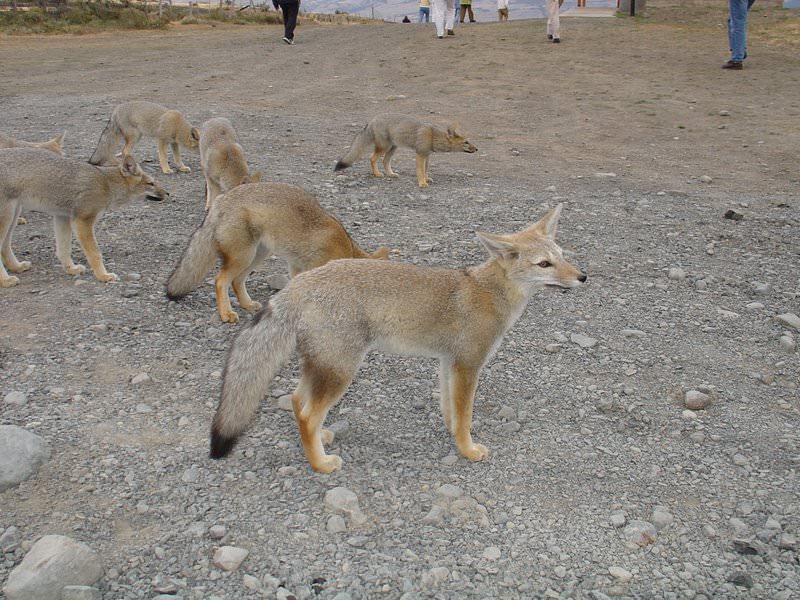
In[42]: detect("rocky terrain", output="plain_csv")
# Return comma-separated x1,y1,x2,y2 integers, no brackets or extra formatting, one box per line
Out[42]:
1,4,799,599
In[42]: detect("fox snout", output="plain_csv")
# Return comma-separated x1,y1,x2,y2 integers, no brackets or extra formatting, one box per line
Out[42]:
463,141,478,153
146,184,169,202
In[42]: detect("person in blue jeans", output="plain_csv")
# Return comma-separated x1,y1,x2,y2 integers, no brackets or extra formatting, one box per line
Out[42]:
273,0,300,45
419,0,431,23
724,0,756,70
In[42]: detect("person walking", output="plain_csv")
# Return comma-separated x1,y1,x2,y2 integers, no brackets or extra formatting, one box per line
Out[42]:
546,0,563,43
419,0,431,23
724,0,756,69
431,0,456,38
459,0,476,23
273,0,300,45
497,0,509,22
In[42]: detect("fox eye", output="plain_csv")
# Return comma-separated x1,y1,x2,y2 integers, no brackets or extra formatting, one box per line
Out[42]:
537,260,552,268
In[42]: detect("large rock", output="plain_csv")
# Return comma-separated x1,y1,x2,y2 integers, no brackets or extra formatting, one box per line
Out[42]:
0,425,50,491
3,535,103,600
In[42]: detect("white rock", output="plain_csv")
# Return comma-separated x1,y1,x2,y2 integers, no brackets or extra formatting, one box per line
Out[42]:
609,513,626,528
482,546,501,561
327,514,347,533
435,484,463,499
212,546,249,571
593,172,617,178
651,509,674,531
621,329,647,338
775,313,800,330
778,533,797,549
699,175,713,184
242,574,261,590
3,535,103,600
609,566,633,582
325,487,367,524
130,372,151,385
623,521,657,547
545,343,562,353
779,336,796,352
209,525,227,539
667,268,686,281
60,586,102,600
0,426,50,491
276,394,294,411
4,391,27,406
570,333,597,349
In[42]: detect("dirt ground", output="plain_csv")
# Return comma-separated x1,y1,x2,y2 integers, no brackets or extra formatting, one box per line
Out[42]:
1,2,799,599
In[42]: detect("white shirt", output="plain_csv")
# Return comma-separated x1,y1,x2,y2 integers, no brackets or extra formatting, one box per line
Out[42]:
497,0,509,8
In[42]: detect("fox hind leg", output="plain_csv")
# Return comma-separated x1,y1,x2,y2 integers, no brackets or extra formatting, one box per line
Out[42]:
2,205,31,274
53,216,87,277
230,245,268,312
369,147,385,177
172,142,191,173
0,205,21,287
415,153,429,188
383,146,399,177
292,356,359,473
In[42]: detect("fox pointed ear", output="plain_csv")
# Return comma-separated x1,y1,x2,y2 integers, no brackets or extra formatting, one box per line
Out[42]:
120,154,138,176
191,127,200,142
54,131,66,145
476,231,519,260
371,246,390,260
527,204,563,240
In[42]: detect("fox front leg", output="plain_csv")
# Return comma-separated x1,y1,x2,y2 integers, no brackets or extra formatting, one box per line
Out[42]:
73,216,118,283
449,362,489,462
53,216,87,277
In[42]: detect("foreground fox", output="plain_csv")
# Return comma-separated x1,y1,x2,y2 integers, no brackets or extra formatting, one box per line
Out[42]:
0,148,167,287
89,101,199,174
0,131,66,155
334,113,477,188
199,117,261,210
210,205,585,472
166,182,389,323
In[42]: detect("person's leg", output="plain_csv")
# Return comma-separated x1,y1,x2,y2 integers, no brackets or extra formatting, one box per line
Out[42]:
728,0,747,62
546,0,560,40
285,1,299,41
431,0,445,36
445,0,455,32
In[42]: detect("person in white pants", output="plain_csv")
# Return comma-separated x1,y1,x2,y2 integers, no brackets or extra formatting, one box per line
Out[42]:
431,0,456,38
546,0,563,43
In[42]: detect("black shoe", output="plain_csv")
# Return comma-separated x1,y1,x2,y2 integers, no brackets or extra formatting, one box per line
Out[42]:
437,35,444,39
547,34,553,40
552,37,561,43
282,36,293,45
722,60,743,70
446,29,455,36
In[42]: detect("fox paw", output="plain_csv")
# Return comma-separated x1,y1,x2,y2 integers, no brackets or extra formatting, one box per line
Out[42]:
66,264,87,275
241,300,263,312
0,275,20,288
418,181,429,188
161,167,174,175
96,272,119,283
220,310,240,324
311,454,343,473
460,443,489,462
177,165,191,173
371,172,384,178
17,216,27,225
386,172,399,179
8,261,31,273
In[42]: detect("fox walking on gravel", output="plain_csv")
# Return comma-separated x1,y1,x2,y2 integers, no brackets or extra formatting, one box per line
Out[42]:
0,148,167,287
334,113,477,188
209,204,585,473
199,117,261,210
89,101,199,174
166,182,389,323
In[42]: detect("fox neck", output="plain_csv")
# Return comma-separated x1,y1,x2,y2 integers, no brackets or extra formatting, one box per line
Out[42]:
96,167,138,207
429,127,451,153
468,259,531,329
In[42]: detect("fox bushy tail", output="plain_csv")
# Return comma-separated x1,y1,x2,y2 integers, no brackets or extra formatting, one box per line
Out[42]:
334,125,371,171
210,297,298,458
165,210,220,299
88,115,121,166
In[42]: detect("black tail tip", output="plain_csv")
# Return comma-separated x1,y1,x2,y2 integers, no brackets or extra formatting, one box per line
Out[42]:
165,288,184,301
334,160,348,172
210,428,238,459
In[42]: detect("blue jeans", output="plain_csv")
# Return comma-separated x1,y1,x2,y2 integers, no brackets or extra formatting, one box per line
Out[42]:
419,6,430,22
727,0,749,61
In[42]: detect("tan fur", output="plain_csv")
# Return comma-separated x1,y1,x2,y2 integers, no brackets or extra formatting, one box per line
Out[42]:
166,182,389,323
335,113,477,187
0,148,168,287
199,118,261,210
0,131,66,155
89,101,199,174
209,205,585,473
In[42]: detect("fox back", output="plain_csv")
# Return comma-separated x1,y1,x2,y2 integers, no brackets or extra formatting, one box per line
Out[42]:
200,118,260,204
0,131,65,155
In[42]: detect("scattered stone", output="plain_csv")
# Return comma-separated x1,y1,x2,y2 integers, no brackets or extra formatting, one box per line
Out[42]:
545,185,557,192
732,539,758,555
3,535,103,600
724,209,744,221
621,329,647,338
651,508,674,531
0,526,20,552
325,487,367,525
553,566,567,579
0,426,50,491
698,175,713,184
266,274,289,290
243,574,261,591
777,533,797,550
276,394,294,411
4,391,27,406
623,521,657,547
593,172,617,178
684,390,711,410
327,515,347,533
60,586,102,600
667,268,686,281
327,420,351,439
775,313,800,330
130,372,151,385
609,513,626,528
422,566,450,586
719,110,730,116
212,546,249,571
482,546,501,561
209,525,227,539
497,405,516,420
752,282,771,296
608,566,633,582
779,335,796,352
727,571,753,588
570,333,597,349
544,343,562,353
